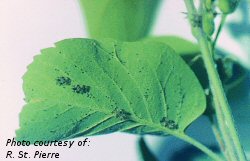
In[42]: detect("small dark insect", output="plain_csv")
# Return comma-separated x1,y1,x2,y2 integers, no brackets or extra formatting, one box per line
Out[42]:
182,12,202,28
72,84,91,94
113,108,131,120
190,14,202,28
56,76,71,86
160,117,179,130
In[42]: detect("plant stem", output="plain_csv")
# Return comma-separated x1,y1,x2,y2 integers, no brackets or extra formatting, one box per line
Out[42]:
213,96,238,161
213,14,227,49
210,125,233,161
198,24,247,161
210,119,224,152
184,0,247,161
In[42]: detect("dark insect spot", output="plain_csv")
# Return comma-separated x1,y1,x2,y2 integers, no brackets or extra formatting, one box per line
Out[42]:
113,109,131,120
191,14,202,28
92,42,97,46
56,76,71,86
54,68,60,72
72,84,91,94
160,117,179,130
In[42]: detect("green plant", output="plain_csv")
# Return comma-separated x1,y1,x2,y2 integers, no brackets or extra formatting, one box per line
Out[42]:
16,0,249,161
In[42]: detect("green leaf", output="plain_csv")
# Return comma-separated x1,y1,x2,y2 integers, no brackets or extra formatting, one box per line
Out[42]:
16,38,206,142
138,137,159,161
79,0,161,41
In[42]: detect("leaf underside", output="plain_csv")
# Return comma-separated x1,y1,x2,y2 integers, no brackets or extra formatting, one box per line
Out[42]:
143,36,209,89
143,36,247,91
16,39,206,142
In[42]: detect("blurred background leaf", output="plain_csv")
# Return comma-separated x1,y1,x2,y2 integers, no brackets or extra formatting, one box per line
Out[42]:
79,0,161,41
138,137,159,161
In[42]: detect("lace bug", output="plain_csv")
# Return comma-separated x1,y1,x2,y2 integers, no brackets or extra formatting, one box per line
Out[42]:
160,117,179,130
72,84,91,94
56,76,71,86
112,108,131,120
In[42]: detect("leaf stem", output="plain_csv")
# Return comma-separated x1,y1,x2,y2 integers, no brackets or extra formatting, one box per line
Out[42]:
176,133,224,161
184,0,247,161
213,14,227,49
157,126,223,161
